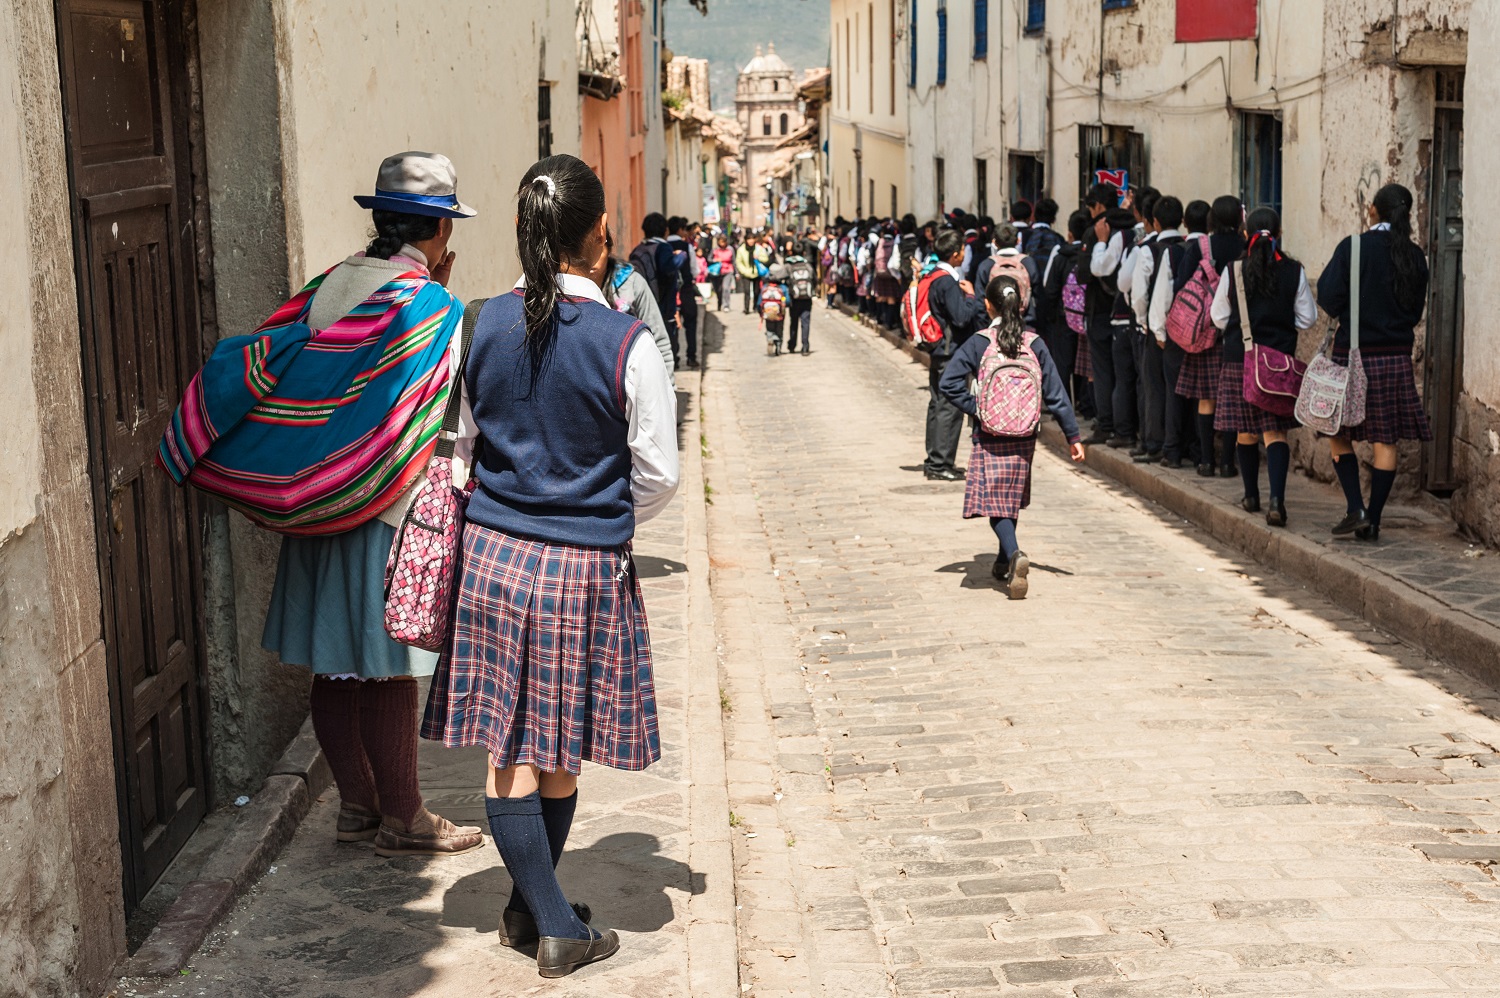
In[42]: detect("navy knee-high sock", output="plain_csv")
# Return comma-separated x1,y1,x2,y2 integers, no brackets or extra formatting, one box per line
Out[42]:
1196,413,1215,467
990,517,1019,560
486,792,590,940
506,791,578,916
1220,432,1238,471
1333,452,1364,515
1237,443,1261,501
1266,442,1290,503
1368,468,1397,529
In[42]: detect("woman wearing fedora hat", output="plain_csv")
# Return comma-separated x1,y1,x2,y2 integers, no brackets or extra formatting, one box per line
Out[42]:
260,152,484,858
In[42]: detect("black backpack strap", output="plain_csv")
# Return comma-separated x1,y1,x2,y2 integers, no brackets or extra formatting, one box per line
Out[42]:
435,297,488,459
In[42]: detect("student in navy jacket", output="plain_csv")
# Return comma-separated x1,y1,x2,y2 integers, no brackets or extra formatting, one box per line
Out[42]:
921,229,988,481
1316,183,1431,542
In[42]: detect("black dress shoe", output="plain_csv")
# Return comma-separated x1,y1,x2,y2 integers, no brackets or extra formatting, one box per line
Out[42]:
1354,521,1380,542
925,468,963,482
1239,495,1262,514
1159,456,1184,469
537,927,621,978
991,556,1007,583
1083,431,1110,446
1006,551,1030,600
1106,436,1135,449
1265,498,1287,527
499,902,594,948
1196,464,1216,478
1331,510,1370,537
1133,450,1162,464
1218,464,1237,479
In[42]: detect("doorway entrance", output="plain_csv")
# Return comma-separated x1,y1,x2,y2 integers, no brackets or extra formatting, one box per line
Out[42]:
54,0,212,911
1424,69,1464,494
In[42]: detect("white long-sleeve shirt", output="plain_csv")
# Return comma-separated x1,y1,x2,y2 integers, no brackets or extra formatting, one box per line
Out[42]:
1209,262,1319,335
1090,231,1126,278
1148,231,1205,343
455,272,680,524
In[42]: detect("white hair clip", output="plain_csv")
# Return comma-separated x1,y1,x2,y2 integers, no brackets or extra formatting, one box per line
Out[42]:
1002,286,1018,298
534,175,557,196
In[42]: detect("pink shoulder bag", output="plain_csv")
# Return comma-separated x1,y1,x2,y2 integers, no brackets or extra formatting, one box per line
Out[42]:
1234,261,1307,418
383,297,487,651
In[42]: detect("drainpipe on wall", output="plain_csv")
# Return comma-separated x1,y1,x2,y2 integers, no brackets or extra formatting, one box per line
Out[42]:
1045,37,1055,196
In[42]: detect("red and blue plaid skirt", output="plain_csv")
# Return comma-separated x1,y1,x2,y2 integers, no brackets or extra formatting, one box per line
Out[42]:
963,433,1036,519
1175,349,1222,400
420,522,660,774
1336,351,1433,444
1213,362,1296,435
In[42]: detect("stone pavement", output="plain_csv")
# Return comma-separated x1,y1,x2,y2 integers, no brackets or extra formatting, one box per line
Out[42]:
112,371,735,998
703,302,1500,996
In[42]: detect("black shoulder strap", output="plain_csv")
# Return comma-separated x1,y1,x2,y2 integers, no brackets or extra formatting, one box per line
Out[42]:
435,297,488,459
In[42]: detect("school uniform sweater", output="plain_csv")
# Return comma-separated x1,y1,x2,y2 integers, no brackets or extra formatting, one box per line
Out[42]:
937,330,1083,444
928,265,987,360
1210,256,1318,363
1315,227,1429,354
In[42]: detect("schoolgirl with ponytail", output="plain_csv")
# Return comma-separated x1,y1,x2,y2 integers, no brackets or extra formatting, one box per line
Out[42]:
422,154,679,977
1315,182,1432,541
1208,207,1318,526
939,274,1086,599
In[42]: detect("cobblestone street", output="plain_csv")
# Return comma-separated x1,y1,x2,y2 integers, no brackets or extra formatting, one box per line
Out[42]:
705,305,1500,996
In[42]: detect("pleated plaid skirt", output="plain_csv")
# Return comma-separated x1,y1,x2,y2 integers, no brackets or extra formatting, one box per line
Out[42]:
1175,349,1222,400
963,433,1037,519
1336,351,1433,444
1213,362,1296,435
1074,332,1092,379
420,522,660,774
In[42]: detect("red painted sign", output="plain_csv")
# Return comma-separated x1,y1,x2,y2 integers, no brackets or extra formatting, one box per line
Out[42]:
1176,0,1258,43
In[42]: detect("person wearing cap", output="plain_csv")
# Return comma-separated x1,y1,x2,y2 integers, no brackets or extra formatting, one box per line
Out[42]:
260,151,484,858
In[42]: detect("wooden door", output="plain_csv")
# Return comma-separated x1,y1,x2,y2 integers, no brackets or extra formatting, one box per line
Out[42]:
55,0,210,909
1424,70,1464,493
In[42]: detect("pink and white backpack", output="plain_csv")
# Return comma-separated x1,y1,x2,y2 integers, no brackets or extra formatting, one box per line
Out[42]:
976,330,1044,438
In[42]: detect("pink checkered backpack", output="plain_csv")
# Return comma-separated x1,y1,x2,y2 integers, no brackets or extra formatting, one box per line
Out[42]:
976,330,1044,438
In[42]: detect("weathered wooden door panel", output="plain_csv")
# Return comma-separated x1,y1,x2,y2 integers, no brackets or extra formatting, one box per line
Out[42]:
1424,71,1464,493
56,0,210,907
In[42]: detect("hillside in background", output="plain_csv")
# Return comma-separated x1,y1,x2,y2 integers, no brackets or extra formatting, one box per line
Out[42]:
666,0,829,112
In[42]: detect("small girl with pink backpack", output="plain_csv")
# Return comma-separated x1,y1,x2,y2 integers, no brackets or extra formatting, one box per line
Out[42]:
939,273,1087,599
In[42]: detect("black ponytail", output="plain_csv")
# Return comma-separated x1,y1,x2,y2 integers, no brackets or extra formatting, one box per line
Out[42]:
366,210,440,260
1242,206,1286,301
515,154,607,365
984,275,1026,359
1373,183,1423,313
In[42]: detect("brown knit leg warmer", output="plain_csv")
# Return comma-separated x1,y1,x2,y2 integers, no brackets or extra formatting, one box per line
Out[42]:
309,676,378,812
359,678,424,827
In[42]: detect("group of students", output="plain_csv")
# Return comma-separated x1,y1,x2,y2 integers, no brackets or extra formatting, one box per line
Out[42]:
165,151,685,978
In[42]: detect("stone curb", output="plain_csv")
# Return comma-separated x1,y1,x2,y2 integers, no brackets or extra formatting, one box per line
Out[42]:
1038,423,1500,691
123,719,328,977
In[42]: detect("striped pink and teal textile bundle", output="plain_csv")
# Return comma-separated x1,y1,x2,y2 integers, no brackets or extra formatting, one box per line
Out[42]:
158,266,462,536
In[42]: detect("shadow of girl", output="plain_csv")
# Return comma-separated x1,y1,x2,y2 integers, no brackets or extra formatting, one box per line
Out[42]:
439,832,702,936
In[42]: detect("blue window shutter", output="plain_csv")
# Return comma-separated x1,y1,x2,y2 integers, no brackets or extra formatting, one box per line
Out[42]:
974,0,988,59
937,5,948,85
1026,0,1045,33
909,0,919,88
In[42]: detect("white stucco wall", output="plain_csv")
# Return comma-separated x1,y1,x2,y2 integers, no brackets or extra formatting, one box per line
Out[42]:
830,0,908,220
1464,3,1497,407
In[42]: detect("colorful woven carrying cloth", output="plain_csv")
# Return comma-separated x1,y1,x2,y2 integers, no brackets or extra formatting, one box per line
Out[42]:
157,265,461,536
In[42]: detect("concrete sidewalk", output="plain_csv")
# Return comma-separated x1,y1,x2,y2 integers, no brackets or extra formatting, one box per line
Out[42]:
112,369,736,998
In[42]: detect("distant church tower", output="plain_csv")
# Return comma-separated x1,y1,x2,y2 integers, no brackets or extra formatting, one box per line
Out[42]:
735,43,802,228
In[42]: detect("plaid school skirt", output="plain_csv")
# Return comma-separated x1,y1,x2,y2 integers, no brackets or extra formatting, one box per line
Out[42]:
963,433,1037,519
1336,351,1433,444
1175,349,1222,400
1074,332,1092,379
420,522,660,774
1213,362,1296,435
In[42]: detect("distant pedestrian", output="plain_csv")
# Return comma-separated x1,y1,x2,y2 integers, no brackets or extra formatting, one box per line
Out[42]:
939,273,1085,598
759,263,789,355
920,230,987,481
1317,182,1431,542
1173,195,1245,478
711,235,735,310
1150,198,1212,468
785,251,817,354
1210,207,1317,526
602,230,676,382
670,217,702,368
422,154,679,978
736,232,760,313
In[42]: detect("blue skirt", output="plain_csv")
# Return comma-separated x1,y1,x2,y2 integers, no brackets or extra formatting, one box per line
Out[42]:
262,518,439,679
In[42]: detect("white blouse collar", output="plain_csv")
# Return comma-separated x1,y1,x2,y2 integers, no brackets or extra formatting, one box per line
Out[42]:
512,272,608,307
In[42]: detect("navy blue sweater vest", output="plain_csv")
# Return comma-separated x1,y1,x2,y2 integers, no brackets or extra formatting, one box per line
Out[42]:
464,290,649,548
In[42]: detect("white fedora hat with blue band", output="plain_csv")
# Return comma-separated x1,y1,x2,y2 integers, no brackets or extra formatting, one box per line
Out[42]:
353,151,478,219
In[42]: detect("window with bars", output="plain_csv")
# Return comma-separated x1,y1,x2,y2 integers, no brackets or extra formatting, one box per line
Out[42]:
1025,0,1045,34
538,82,553,158
936,1,948,86
975,158,988,217
1238,111,1283,214
909,0,918,88
974,0,988,59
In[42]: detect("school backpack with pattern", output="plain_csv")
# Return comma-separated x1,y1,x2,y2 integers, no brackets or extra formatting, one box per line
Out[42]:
977,330,1044,437
761,283,787,322
1165,234,1221,353
985,255,1033,312
898,234,920,285
875,236,895,276
786,256,815,299
901,271,947,352
1062,270,1087,335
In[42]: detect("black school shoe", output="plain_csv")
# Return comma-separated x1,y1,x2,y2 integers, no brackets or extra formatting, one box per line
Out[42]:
537,927,621,978
1159,455,1184,469
1239,495,1262,514
1218,464,1236,479
1196,464,1216,478
1265,498,1287,527
925,468,964,482
500,902,594,948
1006,551,1030,600
1331,510,1370,537
1106,436,1136,449
1133,450,1162,464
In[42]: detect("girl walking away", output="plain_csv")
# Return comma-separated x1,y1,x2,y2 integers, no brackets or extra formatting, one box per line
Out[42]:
422,155,679,976
1316,183,1431,541
1174,195,1245,479
1209,207,1318,526
711,234,735,310
940,275,1086,599
258,152,484,858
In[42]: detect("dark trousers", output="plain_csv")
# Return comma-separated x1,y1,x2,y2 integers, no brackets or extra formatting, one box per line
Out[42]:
681,298,699,364
1040,315,1076,404
1162,339,1190,462
788,299,812,352
740,276,755,313
1110,320,1139,440
1087,315,1116,437
925,354,965,473
1139,333,1167,454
